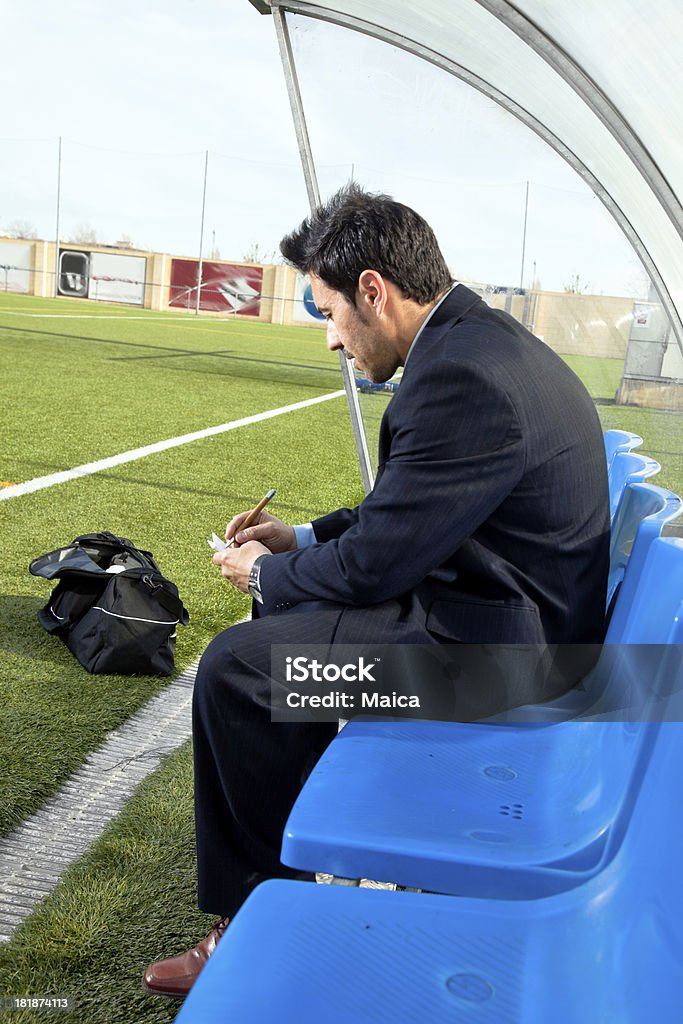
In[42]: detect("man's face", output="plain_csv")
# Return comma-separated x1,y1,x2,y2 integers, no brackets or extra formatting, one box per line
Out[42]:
310,273,399,384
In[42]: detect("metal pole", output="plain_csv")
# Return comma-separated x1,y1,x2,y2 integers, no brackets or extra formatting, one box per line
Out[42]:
272,6,374,494
195,149,209,315
54,136,62,297
519,179,529,290
273,9,319,209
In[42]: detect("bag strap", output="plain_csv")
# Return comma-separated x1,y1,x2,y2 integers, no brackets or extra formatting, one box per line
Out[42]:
135,571,190,625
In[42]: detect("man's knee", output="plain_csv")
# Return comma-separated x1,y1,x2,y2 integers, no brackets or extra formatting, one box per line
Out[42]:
195,614,308,737
194,621,253,708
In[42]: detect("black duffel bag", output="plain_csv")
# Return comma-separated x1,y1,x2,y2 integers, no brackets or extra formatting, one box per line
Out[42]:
29,531,189,676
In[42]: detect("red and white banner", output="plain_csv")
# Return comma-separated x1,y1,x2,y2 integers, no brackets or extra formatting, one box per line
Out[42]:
169,260,262,315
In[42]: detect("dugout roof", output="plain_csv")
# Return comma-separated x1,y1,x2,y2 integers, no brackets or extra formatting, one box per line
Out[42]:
249,0,683,348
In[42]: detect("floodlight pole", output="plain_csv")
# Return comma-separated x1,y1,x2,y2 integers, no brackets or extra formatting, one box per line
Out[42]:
272,5,374,494
195,149,209,315
54,136,62,297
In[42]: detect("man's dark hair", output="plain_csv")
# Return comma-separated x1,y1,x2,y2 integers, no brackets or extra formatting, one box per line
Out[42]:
280,184,453,306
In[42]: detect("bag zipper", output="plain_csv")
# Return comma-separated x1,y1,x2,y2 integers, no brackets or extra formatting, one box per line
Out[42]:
91,606,179,626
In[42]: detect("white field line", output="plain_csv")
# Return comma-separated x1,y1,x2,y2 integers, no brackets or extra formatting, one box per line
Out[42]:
0,308,327,338
1,310,221,320
0,660,200,942
1,390,345,501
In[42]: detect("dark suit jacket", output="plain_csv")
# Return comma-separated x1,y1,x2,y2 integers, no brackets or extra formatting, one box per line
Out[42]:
260,285,610,645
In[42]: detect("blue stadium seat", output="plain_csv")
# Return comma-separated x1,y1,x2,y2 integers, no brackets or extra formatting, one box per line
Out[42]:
174,723,683,1024
607,481,683,611
277,537,683,898
583,537,683,724
489,528,683,720
617,536,683,645
603,427,642,470
283,716,657,897
608,449,660,522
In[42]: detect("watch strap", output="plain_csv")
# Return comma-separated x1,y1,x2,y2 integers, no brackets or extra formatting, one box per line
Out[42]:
248,553,268,604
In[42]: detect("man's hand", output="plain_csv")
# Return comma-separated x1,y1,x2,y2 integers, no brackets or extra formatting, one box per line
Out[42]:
226,509,296,553
213,541,270,593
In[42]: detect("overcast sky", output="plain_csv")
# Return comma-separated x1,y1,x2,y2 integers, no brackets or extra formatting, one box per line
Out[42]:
0,0,649,296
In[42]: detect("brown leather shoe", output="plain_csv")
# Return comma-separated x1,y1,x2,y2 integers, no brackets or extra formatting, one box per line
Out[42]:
142,916,229,998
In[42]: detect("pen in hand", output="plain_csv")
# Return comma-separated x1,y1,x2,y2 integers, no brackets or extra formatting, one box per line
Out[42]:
224,488,277,548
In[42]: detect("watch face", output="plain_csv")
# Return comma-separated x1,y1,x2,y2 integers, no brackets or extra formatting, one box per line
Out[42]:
248,560,264,603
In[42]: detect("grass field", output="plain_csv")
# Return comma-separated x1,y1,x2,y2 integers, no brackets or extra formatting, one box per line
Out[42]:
0,294,363,840
562,353,683,494
1,291,682,1023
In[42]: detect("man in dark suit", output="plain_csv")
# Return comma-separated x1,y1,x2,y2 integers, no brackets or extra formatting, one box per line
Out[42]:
143,186,610,997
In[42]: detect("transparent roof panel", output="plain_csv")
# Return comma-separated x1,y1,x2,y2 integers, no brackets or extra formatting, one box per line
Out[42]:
288,13,653,299
512,0,683,205
273,0,683,342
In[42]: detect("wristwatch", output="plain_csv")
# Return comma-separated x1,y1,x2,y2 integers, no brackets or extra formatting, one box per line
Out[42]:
247,554,268,604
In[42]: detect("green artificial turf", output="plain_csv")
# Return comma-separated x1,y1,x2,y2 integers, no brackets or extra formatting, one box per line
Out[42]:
560,352,683,495
0,741,211,1024
0,292,339,484
0,297,363,836
595,402,683,495
560,354,624,402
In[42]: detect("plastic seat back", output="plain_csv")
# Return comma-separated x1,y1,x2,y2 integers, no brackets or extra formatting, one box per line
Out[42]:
604,428,643,470
490,506,683,722
607,482,683,611
614,536,683,644
580,538,683,722
608,450,660,523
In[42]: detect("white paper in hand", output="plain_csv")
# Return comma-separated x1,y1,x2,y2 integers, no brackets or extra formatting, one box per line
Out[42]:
208,532,229,552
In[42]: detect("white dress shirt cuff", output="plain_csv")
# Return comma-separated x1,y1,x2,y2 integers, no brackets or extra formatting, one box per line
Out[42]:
293,523,316,549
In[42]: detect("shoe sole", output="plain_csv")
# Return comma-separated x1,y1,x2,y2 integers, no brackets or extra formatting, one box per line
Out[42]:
141,977,188,1000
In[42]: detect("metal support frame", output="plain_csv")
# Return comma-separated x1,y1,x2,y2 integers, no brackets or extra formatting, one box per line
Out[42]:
519,180,529,290
272,5,374,494
268,0,683,357
54,136,62,298
195,149,209,315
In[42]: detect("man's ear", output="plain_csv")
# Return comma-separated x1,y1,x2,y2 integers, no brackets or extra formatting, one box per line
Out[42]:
357,269,387,316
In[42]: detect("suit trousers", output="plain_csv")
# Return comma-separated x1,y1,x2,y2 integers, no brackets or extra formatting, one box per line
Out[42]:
192,601,348,916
